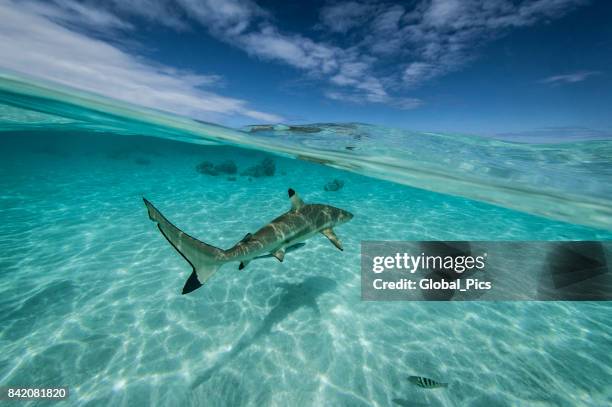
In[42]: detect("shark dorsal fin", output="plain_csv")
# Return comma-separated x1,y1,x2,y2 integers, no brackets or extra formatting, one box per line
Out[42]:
322,228,343,251
272,248,285,262
288,188,304,210
240,232,252,243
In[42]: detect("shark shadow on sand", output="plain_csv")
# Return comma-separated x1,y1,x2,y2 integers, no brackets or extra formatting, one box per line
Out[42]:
191,276,337,389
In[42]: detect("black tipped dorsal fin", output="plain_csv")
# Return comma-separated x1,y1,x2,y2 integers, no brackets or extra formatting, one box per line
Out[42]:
239,233,252,243
288,188,304,210
322,228,343,251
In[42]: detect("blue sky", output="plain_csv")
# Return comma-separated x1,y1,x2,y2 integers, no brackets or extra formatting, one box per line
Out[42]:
0,0,610,136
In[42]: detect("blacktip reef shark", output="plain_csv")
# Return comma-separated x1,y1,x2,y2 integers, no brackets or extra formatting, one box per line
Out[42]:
143,188,353,294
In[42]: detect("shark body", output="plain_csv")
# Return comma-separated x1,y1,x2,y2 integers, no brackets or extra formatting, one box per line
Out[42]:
143,188,353,294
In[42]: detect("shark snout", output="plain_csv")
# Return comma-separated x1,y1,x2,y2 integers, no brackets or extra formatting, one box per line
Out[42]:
338,208,354,223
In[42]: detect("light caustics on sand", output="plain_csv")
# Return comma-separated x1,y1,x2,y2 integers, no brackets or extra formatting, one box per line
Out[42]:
1,71,610,230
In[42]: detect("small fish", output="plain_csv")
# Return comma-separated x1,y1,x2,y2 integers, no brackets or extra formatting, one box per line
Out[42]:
407,376,448,389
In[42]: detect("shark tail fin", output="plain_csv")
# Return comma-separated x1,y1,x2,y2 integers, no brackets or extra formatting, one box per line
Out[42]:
143,198,226,294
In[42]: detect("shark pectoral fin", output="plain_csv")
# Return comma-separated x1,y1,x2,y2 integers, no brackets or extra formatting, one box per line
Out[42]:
239,260,250,270
288,188,304,210
272,248,285,262
254,243,305,260
322,228,343,251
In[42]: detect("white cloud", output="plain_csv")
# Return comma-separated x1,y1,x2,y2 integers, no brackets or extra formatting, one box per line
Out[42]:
341,0,587,88
53,0,412,109
371,4,405,34
21,0,134,32
324,90,361,104
0,0,591,117
318,1,373,33
242,0,586,103
324,89,423,110
175,0,265,36
0,0,282,123
109,0,188,31
539,71,601,85
423,0,463,27
403,62,438,87
237,25,340,73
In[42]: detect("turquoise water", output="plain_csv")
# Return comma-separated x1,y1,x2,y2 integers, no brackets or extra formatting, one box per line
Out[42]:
1,73,611,406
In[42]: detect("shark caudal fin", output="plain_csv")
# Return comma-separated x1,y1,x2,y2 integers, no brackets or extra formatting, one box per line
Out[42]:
143,198,226,294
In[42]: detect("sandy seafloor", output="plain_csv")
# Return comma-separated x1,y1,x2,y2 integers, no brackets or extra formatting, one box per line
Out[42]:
0,131,611,406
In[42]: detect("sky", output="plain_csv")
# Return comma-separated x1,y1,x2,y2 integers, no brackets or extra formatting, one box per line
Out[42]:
0,0,610,136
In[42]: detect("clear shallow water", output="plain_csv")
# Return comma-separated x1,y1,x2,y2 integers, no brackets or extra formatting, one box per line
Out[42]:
0,73,611,406
1,132,611,407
